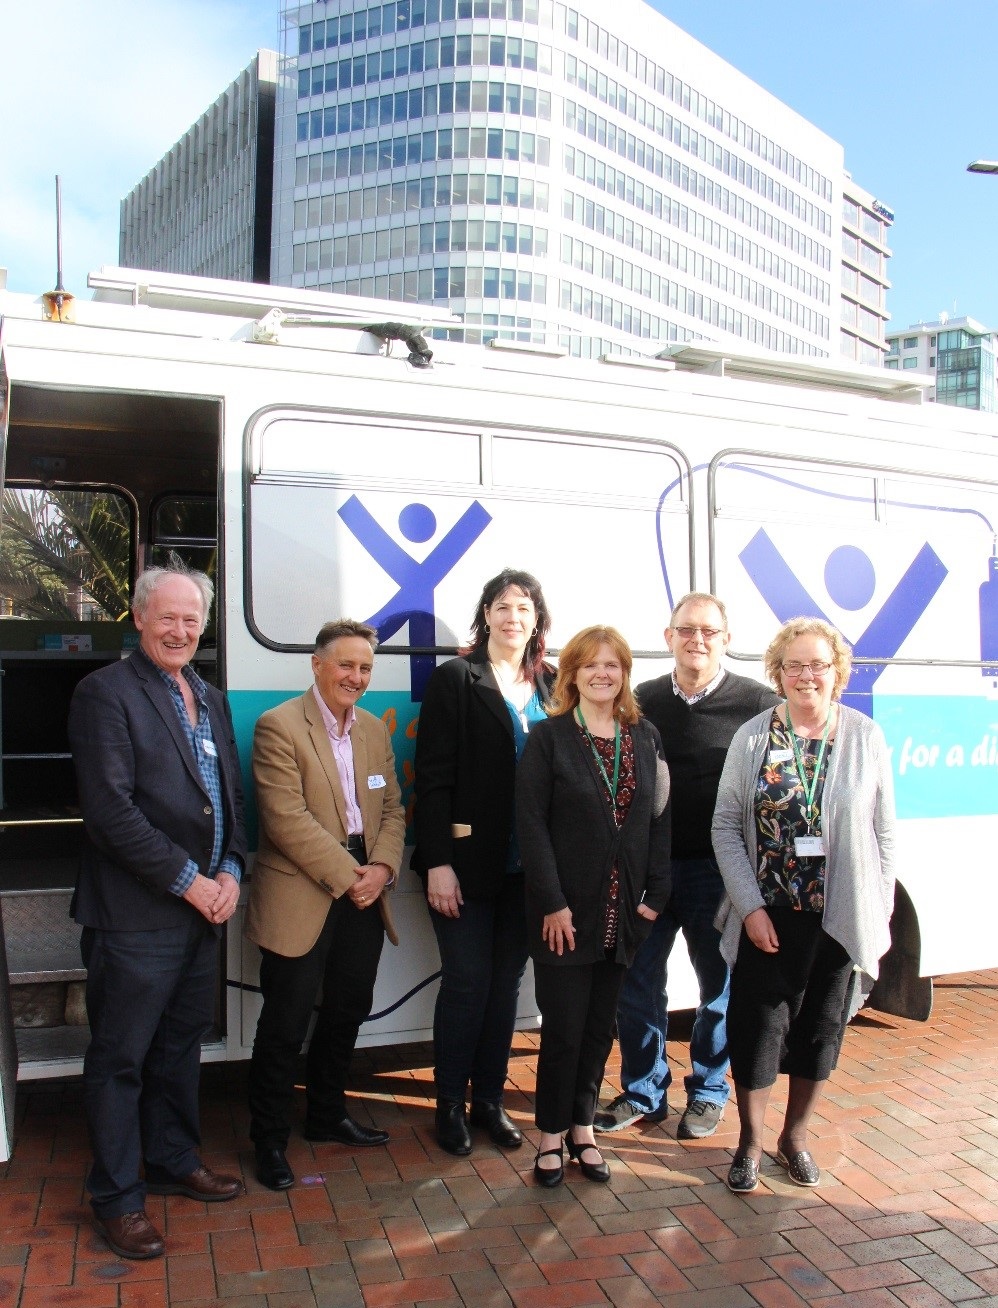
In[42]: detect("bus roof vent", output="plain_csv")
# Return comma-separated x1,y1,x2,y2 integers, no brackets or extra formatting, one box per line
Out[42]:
656,342,932,402
486,338,568,358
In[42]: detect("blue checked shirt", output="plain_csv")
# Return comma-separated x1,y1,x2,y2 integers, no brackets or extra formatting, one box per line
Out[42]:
147,655,242,897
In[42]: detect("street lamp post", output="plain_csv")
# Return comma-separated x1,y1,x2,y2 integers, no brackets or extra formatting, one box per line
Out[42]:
968,160,998,175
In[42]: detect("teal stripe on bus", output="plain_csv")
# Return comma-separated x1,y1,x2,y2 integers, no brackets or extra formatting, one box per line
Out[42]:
227,689,419,849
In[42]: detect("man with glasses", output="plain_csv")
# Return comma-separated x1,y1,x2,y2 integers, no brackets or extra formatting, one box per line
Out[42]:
595,593,779,1139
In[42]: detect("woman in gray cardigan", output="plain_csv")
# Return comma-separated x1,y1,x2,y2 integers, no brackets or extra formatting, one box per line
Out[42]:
517,626,671,1187
711,618,895,1194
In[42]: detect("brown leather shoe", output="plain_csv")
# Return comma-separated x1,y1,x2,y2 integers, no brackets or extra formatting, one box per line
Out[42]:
145,1164,244,1202
95,1210,165,1259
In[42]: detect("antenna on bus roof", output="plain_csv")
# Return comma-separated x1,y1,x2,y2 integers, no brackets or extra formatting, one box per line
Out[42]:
42,175,75,323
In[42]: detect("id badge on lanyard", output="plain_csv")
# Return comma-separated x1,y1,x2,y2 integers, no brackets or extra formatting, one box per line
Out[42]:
787,710,830,859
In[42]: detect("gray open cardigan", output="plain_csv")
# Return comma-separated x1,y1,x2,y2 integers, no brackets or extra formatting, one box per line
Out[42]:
711,703,896,1013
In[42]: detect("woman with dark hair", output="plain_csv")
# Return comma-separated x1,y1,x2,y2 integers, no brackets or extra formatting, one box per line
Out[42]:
712,617,896,1193
413,569,554,1156
516,627,671,1187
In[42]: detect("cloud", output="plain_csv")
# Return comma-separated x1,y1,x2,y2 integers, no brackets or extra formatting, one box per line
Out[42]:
0,0,280,294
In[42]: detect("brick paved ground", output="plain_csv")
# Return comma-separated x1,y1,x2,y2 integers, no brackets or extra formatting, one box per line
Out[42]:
3,968,998,1307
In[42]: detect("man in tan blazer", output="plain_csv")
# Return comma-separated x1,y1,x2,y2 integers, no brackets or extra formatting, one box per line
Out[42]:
245,620,405,1191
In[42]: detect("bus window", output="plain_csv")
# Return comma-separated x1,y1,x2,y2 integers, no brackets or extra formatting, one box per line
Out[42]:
0,486,133,622
149,495,218,586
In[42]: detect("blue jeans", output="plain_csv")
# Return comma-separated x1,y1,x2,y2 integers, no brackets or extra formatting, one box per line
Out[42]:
429,874,529,1104
616,857,730,1112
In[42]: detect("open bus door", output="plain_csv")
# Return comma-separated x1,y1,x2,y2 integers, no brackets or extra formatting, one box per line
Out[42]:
0,352,223,1138
0,347,18,1161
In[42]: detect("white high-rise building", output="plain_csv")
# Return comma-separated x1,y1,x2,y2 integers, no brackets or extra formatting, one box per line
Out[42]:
119,4,893,361
840,176,893,367
271,0,892,358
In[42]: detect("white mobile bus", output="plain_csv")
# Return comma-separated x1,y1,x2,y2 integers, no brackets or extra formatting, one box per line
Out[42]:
1,267,996,1157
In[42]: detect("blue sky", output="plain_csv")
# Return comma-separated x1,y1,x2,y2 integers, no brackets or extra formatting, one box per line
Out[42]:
3,1,996,335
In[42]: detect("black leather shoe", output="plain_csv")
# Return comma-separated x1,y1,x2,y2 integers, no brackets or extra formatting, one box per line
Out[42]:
435,1099,472,1156
304,1115,389,1147
533,1145,564,1188
469,1101,523,1149
566,1130,610,1183
256,1147,295,1191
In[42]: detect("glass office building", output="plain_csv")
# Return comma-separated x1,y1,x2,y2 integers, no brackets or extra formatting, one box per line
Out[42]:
118,2,892,361
270,0,890,357
121,52,278,283
885,317,998,412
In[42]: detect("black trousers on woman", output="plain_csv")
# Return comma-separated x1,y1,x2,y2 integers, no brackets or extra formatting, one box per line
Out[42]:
533,957,626,1133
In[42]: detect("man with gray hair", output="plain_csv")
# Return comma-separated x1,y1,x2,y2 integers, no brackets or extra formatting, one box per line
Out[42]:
245,619,405,1191
595,593,778,1139
69,561,247,1260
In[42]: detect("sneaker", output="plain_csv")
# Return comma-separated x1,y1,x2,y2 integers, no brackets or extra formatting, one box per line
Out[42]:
593,1093,668,1133
677,1099,724,1140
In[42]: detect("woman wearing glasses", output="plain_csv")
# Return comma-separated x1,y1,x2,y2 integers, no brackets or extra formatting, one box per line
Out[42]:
711,618,895,1193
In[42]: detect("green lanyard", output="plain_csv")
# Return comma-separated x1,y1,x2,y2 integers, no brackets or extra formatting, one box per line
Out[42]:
576,707,621,809
785,707,831,830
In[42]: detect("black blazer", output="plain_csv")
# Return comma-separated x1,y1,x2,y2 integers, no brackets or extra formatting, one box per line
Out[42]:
411,647,553,899
516,714,672,967
68,649,247,932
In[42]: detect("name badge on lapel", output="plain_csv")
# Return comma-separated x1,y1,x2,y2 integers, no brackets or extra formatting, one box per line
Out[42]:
367,774,386,789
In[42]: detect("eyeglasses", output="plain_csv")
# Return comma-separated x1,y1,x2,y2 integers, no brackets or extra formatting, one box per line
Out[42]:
781,661,832,678
672,626,725,641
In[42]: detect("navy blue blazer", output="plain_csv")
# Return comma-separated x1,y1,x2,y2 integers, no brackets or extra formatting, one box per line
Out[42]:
68,649,247,932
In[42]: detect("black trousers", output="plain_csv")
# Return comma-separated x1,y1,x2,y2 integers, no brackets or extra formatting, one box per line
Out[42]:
248,892,385,1148
727,907,855,1090
533,956,626,1134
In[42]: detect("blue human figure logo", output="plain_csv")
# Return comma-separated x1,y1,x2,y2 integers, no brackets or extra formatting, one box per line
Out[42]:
739,530,947,716
338,495,492,701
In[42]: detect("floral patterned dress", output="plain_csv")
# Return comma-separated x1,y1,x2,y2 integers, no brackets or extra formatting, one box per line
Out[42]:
754,709,831,913
581,725,636,949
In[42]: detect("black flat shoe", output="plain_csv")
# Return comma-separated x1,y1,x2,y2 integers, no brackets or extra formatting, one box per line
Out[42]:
566,1131,610,1183
256,1147,295,1191
533,1145,564,1188
304,1115,388,1147
726,1153,759,1193
435,1099,472,1156
776,1146,820,1187
469,1101,523,1149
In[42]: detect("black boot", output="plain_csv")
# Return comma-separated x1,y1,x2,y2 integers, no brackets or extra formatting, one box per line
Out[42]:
435,1099,472,1156
469,1100,523,1149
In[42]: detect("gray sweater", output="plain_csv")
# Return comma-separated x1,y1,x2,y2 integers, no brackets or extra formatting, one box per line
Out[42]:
711,703,896,1010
